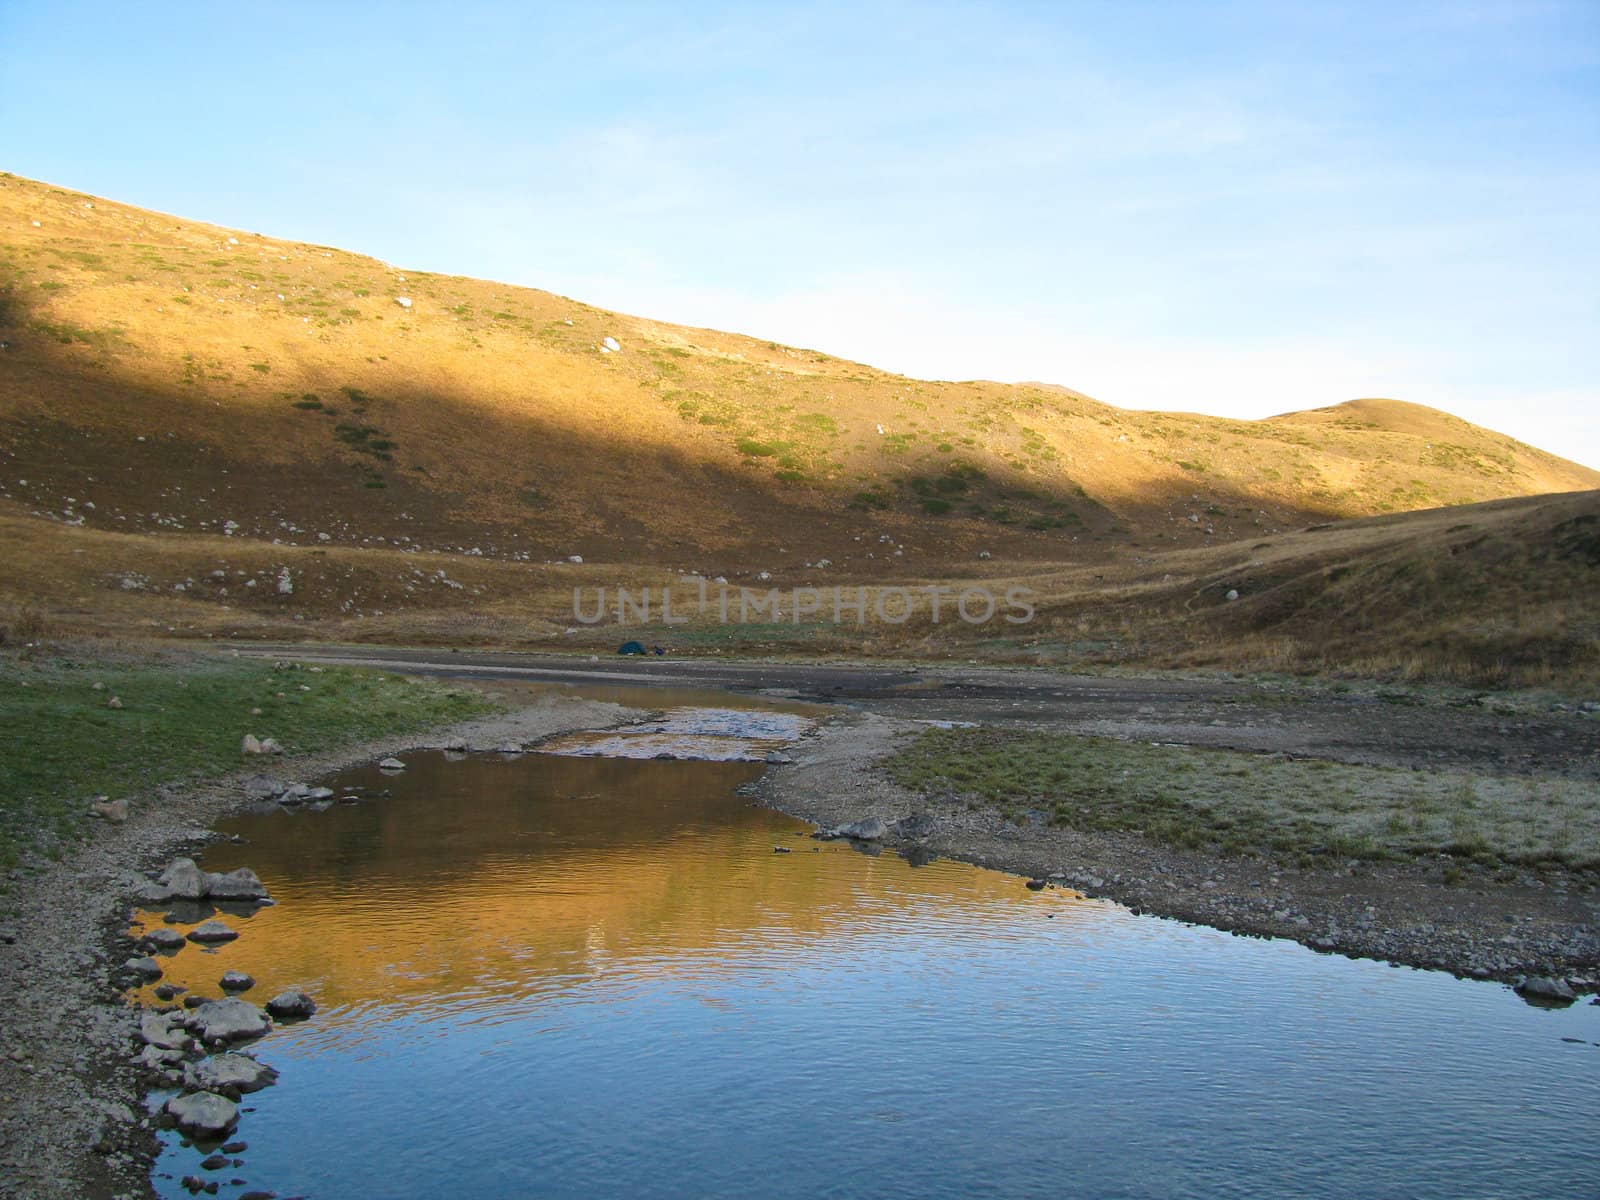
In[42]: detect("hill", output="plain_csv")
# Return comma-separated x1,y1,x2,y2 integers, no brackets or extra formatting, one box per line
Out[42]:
1,171,1596,683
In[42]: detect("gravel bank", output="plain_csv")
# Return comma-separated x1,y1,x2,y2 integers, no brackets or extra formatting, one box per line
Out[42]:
752,711,1600,993
0,691,643,1200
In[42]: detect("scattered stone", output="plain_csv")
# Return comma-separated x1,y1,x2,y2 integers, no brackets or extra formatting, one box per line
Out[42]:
773,845,792,854
602,335,621,352
188,1052,278,1095
264,988,316,1019
132,880,173,904
160,858,212,901
442,737,468,752
242,775,285,800
139,1011,192,1051
166,1091,239,1138
186,998,271,1044
125,956,163,980
154,984,180,1001
1516,976,1577,1004
144,926,188,952
1025,878,1048,891
187,920,239,945
496,742,523,754
207,868,268,901
891,813,937,841
220,970,255,992
106,696,123,709
200,1153,230,1170
831,817,887,841
378,757,406,771
1225,589,1240,602
184,994,212,1009
90,796,129,822
241,735,264,755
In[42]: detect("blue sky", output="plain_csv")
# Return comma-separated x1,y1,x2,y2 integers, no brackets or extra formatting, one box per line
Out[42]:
4,0,1598,467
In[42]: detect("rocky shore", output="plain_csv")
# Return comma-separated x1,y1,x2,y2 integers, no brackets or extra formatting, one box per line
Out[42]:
0,693,642,1200
751,711,1600,999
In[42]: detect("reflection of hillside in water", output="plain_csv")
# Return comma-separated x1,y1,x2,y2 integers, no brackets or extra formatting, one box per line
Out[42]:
129,751,1088,1023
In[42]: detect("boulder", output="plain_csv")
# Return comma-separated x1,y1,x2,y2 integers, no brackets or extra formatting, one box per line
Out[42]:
264,988,316,1019
165,1091,239,1138
187,1053,278,1096
187,920,238,945
219,970,254,992
186,998,270,1045
832,817,888,841
125,956,163,981
206,868,268,902
378,757,406,771
160,858,212,901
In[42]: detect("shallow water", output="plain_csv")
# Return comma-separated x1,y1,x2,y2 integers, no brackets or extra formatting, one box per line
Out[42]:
135,721,1600,1199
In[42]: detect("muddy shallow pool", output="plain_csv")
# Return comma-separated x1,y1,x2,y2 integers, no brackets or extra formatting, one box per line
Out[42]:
132,717,1600,1199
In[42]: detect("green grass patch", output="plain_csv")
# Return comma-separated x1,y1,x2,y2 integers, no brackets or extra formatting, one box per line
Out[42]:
0,654,497,871
885,727,1599,869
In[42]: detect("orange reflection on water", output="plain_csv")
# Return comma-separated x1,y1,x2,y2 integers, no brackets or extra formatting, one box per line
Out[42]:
127,751,1089,1023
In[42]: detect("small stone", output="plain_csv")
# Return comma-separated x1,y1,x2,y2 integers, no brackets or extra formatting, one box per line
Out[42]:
378,757,405,771
773,845,792,854
187,920,238,945
166,1092,239,1138
90,796,129,822
125,956,163,980
264,988,316,1019
188,1052,278,1095
240,734,263,755
219,970,254,992
139,1011,192,1051
242,775,285,799
200,1154,230,1170
186,998,270,1044
107,696,123,709
831,817,887,841
1024,878,1048,891
1516,976,1577,1004
144,927,188,952
160,858,212,901
206,868,268,901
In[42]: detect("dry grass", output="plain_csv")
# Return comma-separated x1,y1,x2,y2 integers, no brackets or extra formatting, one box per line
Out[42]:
1,170,1597,685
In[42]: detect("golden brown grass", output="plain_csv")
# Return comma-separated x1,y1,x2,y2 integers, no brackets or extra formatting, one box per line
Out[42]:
2,170,1597,685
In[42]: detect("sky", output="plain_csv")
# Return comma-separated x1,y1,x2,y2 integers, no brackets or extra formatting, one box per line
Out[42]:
3,0,1598,467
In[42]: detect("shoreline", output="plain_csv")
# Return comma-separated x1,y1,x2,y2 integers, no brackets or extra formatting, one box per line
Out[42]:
751,711,1600,994
0,689,645,1200
3,665,1596,1197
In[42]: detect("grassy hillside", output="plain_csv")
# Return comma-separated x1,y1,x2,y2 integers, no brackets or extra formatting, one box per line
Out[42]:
1,171,1596,683
2,171,1594,567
